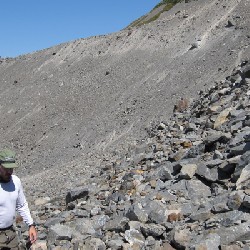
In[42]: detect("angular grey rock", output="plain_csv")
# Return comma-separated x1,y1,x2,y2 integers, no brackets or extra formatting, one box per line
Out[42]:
242,194,250,208
124,228,145,246
184,143,205,158
194,233,220,249
74,209,89,218
158,166,173,181
189,206,212,222
106,191,126,204
231,152,250,181
236,163,250,190
230,133,248,147
47,224,73,246
206,159,223,168
227,192,244,210
179,163,197,179
196,163,218,182
213,150,224,160
214,222,250,245
103,216,129,232
106,239,124,250
140,223,166,237
65,187,89,204
74,218,96,235
212,202,230,213
230,121,243,133
92,215,109,230
186,180,211,200
87,238,107,250
230,142,250,157
148,208,166,225
126,203,148,223
44,217,65,228
172,228,191,249
207,210,250,229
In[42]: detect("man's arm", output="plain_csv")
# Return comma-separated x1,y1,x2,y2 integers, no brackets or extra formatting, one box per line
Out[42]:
16,179,37,243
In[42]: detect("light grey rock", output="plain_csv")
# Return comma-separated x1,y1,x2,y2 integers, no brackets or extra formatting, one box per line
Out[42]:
154,190,177,202
208,210,250,228
103,216,129,232
212,202,230,213
230,121,243,133
232,152,250,181
227,192,244,210
140,223,166,237
86,238,106,250
196,163,218,182
184,143,205,158
148,208,166,225
92,215,109,230
214,222,250,245
172,228,191,249
179,163,197,179
194,233,221,250
74,218,96,235
126,203,149,223
189,206,212,222
204,132,229,145
230,129,250,147
206,159,223,168
34,197,51,206
44,217,65,228
124,229,145,246
74,209,89,218
106,239,124,250
178,202,197,217
213,150,224,160
106,191,126,204
171,180,190,199
47,224,73,246
236,164,250,190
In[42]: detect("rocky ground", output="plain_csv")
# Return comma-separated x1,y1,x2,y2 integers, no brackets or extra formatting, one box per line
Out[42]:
0,0,250,249
16,61,250,249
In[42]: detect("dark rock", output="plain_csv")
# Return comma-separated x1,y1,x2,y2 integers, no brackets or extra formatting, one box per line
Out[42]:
65,187,89,204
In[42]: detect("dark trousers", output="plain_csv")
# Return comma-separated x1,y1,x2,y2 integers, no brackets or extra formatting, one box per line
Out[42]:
0,226,19,250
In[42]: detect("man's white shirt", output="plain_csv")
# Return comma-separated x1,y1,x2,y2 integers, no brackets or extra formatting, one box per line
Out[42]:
0,175,33,228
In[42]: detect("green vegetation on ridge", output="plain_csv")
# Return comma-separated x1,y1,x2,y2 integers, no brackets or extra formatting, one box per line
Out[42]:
128,0,183,28
154,0,183,9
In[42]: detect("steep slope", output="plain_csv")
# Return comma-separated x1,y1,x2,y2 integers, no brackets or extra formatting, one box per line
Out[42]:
0,0,249,180
19,59,250,249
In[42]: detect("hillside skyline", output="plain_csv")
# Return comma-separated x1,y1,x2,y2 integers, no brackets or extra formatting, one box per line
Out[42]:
0,0,160,58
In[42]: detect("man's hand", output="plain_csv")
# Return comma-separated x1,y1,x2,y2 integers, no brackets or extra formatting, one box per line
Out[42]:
29,225,37,244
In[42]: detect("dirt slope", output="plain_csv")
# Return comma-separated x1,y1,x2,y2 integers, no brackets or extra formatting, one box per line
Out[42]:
0,0,249,185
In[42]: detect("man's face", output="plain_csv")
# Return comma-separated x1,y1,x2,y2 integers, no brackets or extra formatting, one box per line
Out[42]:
0,164,13,182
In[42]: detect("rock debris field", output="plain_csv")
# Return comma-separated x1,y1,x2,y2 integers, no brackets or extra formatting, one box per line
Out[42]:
17,62,250,249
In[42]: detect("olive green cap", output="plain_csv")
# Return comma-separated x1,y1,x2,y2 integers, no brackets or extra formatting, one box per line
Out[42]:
0,149,18,168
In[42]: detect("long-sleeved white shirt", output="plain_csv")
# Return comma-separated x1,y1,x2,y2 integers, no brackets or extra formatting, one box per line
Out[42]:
0,175,33,228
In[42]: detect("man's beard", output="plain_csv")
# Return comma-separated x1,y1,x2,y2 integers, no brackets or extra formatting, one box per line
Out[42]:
0,175,11,183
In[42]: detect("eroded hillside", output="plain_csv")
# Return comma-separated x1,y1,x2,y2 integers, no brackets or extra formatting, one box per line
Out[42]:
0,0,249,181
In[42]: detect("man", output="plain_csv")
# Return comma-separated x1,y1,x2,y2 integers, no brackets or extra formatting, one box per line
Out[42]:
0,149,37,249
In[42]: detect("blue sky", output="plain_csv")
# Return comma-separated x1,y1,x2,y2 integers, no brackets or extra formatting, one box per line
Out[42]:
0,1,160,58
